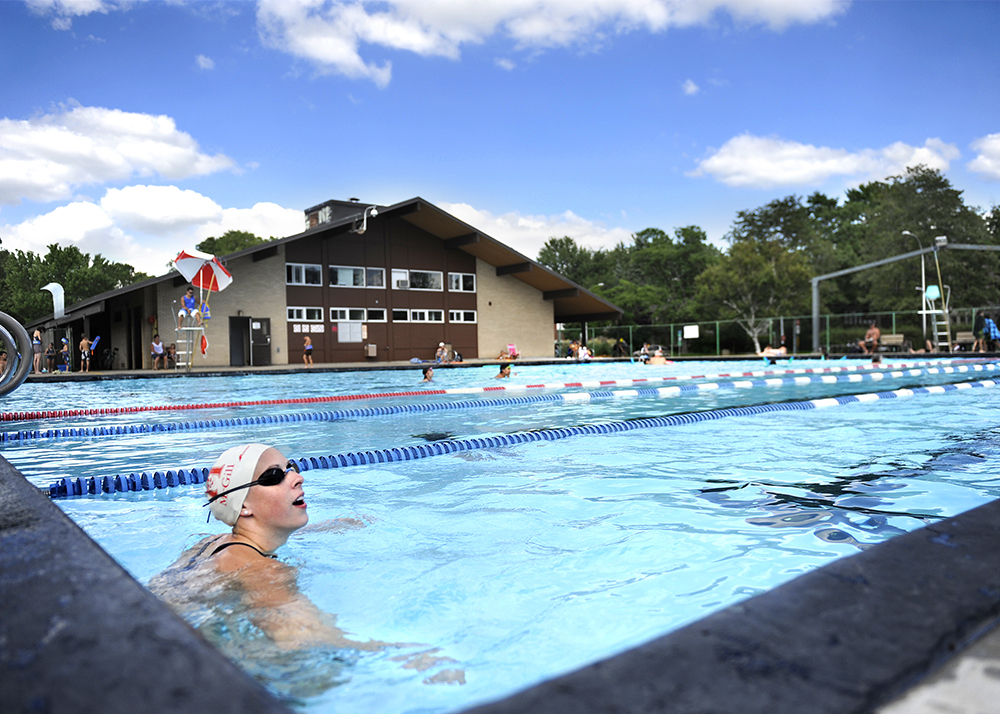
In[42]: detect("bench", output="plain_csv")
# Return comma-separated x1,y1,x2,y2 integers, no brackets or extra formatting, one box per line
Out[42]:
955,331,976,348
879,334,907,352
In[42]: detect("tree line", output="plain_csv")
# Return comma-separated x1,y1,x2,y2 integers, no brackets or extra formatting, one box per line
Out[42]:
0,230,266,325
538,166,1000,351
2,171,996,347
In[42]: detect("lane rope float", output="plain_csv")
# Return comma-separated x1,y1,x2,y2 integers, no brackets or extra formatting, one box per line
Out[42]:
9,363,998,446
46,377,998,499
5,357,996,424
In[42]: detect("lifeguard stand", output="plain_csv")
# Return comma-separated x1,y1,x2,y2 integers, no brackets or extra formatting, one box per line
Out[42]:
172,301,203,371
921,284,952,350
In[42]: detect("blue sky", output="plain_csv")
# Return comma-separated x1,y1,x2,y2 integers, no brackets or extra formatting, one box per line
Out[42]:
1,0,998,275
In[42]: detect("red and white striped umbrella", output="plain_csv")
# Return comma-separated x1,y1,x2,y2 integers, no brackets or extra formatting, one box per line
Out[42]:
174,249,233,292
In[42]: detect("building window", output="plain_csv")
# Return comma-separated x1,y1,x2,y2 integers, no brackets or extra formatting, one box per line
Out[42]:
337,322,364,343
392,269,443,290
287,263,322,286
330,266,365,287
366,268,385,288
331,308,366,321
287,307,323,322
409,270,443,290
448,273,476,292
410,309,444,323
392,309,409,322
366,308,386,322
391,269,409,289
449,310,477,323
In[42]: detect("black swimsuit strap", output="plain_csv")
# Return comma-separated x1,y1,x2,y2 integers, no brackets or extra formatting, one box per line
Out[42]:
210,541,277,559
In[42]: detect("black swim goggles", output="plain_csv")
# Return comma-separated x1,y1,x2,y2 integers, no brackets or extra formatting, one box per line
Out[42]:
204,460,301,508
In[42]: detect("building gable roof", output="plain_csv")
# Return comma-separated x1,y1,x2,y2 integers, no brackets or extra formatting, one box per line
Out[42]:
32,197,623,326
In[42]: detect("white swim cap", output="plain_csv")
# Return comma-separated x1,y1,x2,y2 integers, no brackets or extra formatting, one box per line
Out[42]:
206,443,270,526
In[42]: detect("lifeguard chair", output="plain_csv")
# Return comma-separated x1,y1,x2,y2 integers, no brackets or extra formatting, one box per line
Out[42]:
921,284,952,350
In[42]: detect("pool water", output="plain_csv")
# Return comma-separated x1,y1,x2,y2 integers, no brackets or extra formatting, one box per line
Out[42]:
5,358,1000,713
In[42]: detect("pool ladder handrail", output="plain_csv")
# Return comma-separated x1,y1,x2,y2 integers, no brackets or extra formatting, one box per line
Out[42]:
0,311,33,396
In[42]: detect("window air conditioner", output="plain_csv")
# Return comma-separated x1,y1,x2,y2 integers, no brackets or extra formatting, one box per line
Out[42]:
396,280,409,289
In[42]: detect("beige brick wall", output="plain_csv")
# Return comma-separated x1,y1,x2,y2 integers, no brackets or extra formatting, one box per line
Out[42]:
476,258,554,359
155,246,288,367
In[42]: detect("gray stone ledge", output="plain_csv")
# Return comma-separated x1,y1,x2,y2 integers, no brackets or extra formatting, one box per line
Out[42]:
0,455,293,714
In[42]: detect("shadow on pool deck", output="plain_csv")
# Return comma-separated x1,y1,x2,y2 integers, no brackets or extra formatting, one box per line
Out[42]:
4,451,1000,713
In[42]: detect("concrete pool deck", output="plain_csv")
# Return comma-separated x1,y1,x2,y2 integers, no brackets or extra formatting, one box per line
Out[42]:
4,361,1000,712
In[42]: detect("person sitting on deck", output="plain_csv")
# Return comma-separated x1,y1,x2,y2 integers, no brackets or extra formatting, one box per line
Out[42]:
757,344,787,358
858,321,880,354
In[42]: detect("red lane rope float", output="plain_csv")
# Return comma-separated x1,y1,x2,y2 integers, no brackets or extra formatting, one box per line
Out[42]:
5,357,996,424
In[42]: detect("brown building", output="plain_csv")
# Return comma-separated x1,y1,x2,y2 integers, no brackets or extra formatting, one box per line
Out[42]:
30,197,621,369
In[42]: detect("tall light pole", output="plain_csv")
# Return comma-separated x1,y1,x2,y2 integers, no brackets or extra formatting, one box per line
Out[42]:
902,230,927,341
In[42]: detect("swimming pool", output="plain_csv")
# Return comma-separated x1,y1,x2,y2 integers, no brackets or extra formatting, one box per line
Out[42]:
5,358,1000,713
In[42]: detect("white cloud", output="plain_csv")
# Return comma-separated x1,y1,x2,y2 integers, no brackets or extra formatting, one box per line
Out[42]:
682,78,699,95
196,54,216,70
100,185,223,233
968,133,1000,181
24,0,133,29
0,103,235,205
1,187,304,275
690,134,960,189
255,0,850,86
196,202,305,243
438,201,633,261
0,200,159,270
495,57,516,71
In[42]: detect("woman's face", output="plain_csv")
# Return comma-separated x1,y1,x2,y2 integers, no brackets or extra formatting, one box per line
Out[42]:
242,447,309,533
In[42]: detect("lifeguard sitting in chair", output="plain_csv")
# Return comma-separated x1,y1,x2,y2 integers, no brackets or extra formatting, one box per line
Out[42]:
497,343,520,360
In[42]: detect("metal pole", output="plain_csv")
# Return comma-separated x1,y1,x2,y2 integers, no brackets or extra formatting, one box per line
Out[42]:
920,253,927,341
811,278,820,352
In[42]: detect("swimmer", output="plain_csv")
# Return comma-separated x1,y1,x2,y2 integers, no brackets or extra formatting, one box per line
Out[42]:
152,444,371,649
150,444,465,681
648,349,669,366
496,364,515,378
422,365,434,382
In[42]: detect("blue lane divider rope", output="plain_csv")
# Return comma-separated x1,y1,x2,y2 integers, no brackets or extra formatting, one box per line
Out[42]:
46,378,998,499
14,363,999,447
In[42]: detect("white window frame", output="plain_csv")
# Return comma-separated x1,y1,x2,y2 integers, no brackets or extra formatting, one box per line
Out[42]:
392,269,443,291
410,309,444,323
449,310,478,323
392,269,409,289
366,267,385,288
391,309,410,322
448,273,476,293
366,308,387,322
286,263,323,286
330,307,367,322
408,270,443,291
329,265,366,288
287,306,324,322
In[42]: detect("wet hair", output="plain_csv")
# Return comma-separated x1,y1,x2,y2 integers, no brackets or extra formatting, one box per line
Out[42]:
422,366,433,377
